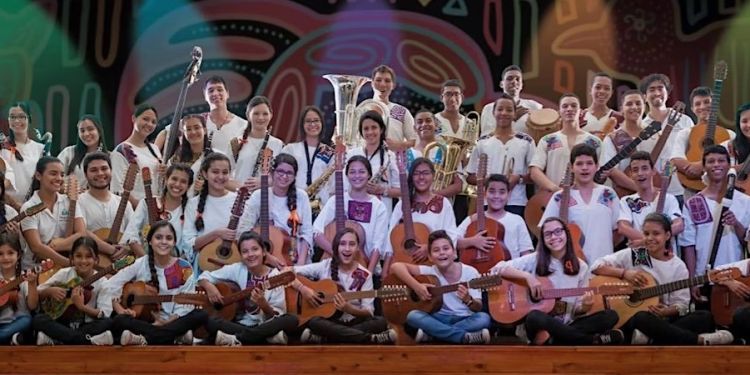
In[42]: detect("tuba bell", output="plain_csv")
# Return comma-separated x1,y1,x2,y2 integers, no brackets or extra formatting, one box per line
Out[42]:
424,110,479,192
323,74,371,148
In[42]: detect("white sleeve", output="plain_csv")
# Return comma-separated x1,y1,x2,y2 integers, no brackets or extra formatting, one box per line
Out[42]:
590,249,632,272
490,253,537,275
120,199,146,245
181,198,201,250
312,199,334,237
99,257,147,316
370,200,389,259
237,190,261,235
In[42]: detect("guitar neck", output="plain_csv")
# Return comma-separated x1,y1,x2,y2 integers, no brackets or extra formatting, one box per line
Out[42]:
1,212,29,232
108,191,131,243
80,268,113,288
704,79,725,145
334,170,345,232
596,136,647,182
540,286,596,299
259,175,270,240
398,170,417,245
162,84,190,162
143,181,159,225
475,178,486,231
655,176,671,213
64,200,76,237
649,121,670,164
559,187,570,223
131,294,195,305
635,274,710,300
339,289,378,301
0,278,22,296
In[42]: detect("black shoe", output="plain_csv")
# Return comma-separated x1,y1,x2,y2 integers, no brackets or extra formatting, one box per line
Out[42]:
594,329,624,345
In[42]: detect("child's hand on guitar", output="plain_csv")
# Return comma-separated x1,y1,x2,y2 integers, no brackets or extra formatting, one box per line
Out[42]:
470,231,496,253
250,286,268,305
722,279,750,299
623,269,650,287
300,285,322,308
580,291,594,313
414,283,433,301
215,228,237,242
71,286,85,308
22,269,39,285
456,284,470,302
206,287,224,305
3,221,19,235
648,303,671,318
721,210,738,227
333,293,353,313
525,275,542,299
46,286,67,301
412,244,428,263
684,162,703,179
266,254,287,269
112,298,137,317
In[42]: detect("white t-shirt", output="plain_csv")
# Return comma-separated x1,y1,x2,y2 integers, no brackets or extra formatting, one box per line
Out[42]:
383,101,417,142
387,196,458,257
643,113,694,196
457,211,534,259
529,131,602,188
618,192,682,244
435,112,468,138
679,191,750,274
294,258,374,322
207,114,248,158
281,141,334,206
600,126,658,176
418,263,481,317
233,135,284,183
237,187,314,254
539,185,620,263
1,140,45,203
480,98,543,137
346,146,399,220
77,191,133,232
182,191,238,254
20,191,84,268
111,142,162,201
579,108,620,137
466,133,535,206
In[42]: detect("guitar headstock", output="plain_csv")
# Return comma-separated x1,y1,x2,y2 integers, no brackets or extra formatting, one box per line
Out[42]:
667,102,686,126
478,153,488,180
377,285,410,301
708,267,741,283
268,270,297,289
112,255,136,271
714,61,728,81
468,274,502,290
34,259,55,274
185,46,203,86
66,175,79,201
141,167,152,184
232,187,251,215
641,121,663,140
560,164,573,189
24,202,46,217
260,148,273,176
334,136,346,170
396,150,407,174
662,161,675,178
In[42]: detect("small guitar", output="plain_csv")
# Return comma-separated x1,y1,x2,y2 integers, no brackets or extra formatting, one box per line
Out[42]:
390,151,431,265
287,276,410,325
201,270,296,321
0,260,54,307
121,281,208,322
198,187,250,271
0,202,45,233
93,145,138,268
588,267,740,328
488,276,633,324
40,256,135,320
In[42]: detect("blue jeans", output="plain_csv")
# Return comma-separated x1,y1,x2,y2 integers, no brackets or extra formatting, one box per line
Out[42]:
406,310,491,344
0,315,32,344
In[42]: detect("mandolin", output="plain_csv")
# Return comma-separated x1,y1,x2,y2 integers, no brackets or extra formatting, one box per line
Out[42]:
488,276,632,324
0,202,45,233
678,61,730,191
390,151,431,265
200,270,296,321
0,259,53,307
462,153,511,272
41,256,135,320
198,187,250,271
588,267,739,328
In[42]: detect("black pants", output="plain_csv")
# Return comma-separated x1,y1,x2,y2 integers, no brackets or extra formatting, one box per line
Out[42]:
525,310,618,345
307,316,388,344
112,309,208,345
731,307,750,343
32,314,113,345
624,310,715,345
205,314,298,345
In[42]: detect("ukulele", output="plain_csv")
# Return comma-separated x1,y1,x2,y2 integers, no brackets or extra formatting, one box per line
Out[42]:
322,136,367,267
121,281,208,322
0,202,45,233
389,151,431,266
93,145,138,268
253,149,294,266
200,270,296,321
461,153,511,273
198,187,250,271
588,267,739,328
40,256,135,320
488,276,633,324
558,166,587,262
678,61,730,191
0,260,53,307
287,275,410,325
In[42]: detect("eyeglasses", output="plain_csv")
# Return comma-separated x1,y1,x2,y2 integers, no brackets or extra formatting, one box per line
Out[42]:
274,170,295,177
304,119,322,124
412,170,433,177
8,115,28,121
442,92,462,98
542,227,565,239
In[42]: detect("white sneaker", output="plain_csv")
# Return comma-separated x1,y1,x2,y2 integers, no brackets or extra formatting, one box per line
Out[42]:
175,330,193,345
120,330,147,346
700,330,734,345
462,328,490,344
370,329,397,344
215,330,242,347
415,328,432,343
266,331,288,345
299,328,323,344
87,331,114,346
631,329,650,345
36,332,54,346
11,332,22,346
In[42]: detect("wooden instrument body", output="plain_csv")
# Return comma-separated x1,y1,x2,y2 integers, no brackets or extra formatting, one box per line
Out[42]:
381,275,442,326
92,228,119,268
488,277,555,324
462,218,508,274
322,220,367,267
199,240,243,272
588,274,658,328
199,281,242,321
40,277,92,320
524,191,552,240
285,277,340,325
711,276,750,326
256,225,294,265
679,123,731,191
121,281,160,322
0,280,19,307
390,222,431,265
735,173,750,194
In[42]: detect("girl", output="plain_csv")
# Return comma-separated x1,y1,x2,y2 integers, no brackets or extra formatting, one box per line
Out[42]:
0,170,21,235
120,163,192,258
591,213,733,345
312,156,387,274
347,111,400,220
281,106,334,212
33,236,113,345
408,110,462,198
170,114,233,196
57,114,114,190
111,103,162,205
294,228,395,344
391,230,491,344
104,221,208,345
238,153,313,266
726,103,750,165
385,158,458,277
3,102,46,206
232,96,283,190
20,157,86,268
494,217,621,345
199,231,298,346
0,233,38,345
182,153,238,273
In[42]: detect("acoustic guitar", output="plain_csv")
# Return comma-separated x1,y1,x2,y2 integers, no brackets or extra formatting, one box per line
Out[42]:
93,145,138,268
0,202,45,233
198,186,250,271
557,166,586,262
390,151,431,265
588,267,739,328
253,149,295,266
287,275,409,325
461,153,511,272
488,276,633,324
200,270,296,321
678,61,730,191
0,260,53,308
322,136,367,266
41,256,135,320
711,275,750,326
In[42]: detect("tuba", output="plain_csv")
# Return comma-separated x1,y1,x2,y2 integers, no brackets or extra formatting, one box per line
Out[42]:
324,75,371,148
424,111,479,192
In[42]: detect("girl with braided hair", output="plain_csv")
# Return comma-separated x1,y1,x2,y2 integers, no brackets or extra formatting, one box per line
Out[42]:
231,96,283,192
3,102,46,206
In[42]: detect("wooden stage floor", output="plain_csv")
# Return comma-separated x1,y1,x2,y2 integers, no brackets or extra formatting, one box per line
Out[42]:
1,345,749,374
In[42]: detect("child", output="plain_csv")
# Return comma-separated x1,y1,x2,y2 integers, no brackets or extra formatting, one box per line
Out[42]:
199,231,298,346
391,230,491,344
0,232,38,345
33,236,114,345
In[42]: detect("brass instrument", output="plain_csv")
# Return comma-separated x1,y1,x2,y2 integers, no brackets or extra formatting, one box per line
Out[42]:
323,75,372,147
307,163,336,214
424,111,479,192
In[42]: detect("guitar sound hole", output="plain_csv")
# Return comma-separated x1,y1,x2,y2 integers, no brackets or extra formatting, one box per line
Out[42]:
213,302,223,310
125,295,135,308
404,239,417,251
218,245,231,258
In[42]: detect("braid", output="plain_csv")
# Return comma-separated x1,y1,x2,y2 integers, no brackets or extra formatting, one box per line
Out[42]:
195,182,208,231
0,172,6,226
144,220,176,288
329,228,358,283
236,125,251,161
286,186,297,219
7,132,24,162
147,250,159,289
180,194,188,223
330,252,339,283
